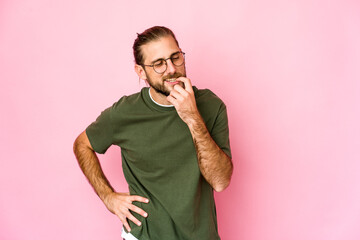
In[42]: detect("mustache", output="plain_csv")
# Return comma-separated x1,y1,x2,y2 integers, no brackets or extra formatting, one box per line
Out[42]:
162,73,183,81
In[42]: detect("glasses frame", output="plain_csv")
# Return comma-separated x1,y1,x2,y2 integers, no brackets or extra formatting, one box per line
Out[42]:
142,51,186,74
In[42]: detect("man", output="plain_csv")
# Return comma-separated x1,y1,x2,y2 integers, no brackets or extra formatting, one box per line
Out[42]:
73,26,233,240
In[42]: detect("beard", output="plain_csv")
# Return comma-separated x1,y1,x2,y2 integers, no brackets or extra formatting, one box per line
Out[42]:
146,71,186,96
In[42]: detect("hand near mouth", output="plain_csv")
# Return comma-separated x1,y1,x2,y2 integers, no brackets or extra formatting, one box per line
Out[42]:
166,77,202,125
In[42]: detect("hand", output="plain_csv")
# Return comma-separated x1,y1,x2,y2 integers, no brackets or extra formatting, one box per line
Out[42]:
166,77,201,124
103,192,149,232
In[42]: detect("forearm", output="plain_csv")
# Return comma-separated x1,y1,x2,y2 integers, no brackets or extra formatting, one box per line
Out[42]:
166,79,233,191
73,132,149,230
187,114,233,192
73,139,114,201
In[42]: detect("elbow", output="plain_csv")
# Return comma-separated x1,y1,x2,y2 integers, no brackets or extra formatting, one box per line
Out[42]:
213,180,230,192
213,162,233,192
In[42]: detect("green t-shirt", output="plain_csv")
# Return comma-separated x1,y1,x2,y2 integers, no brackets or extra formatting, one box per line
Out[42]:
86,87,231,240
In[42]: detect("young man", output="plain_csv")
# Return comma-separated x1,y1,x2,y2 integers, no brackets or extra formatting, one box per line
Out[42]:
73,26,233,240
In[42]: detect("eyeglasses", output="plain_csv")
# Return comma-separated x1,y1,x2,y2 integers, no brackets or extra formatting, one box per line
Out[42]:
142,51,185,74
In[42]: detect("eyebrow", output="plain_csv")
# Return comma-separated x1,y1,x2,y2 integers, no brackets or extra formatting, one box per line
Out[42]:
150,51,181,64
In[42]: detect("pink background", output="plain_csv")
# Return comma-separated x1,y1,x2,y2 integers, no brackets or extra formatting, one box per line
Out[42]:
1,0,360,239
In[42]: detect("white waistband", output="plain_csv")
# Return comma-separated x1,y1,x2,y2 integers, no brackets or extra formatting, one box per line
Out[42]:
121,227,139,240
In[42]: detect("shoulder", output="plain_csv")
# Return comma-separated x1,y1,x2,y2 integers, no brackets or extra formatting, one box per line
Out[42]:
193,87,225,109
109,90,144,112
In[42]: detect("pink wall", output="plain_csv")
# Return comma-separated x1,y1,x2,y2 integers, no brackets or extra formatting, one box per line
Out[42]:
1,0,359,239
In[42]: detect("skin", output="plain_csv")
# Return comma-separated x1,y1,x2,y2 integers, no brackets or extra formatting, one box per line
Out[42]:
134,36,187,102
135,36,233,191
73,131,148,232
73,35,233,232
167,78,233,192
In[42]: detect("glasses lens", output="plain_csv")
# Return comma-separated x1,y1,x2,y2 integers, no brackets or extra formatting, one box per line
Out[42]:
153,60,166,73
171,52,184,66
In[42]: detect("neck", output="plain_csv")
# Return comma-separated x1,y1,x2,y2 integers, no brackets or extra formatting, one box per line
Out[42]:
149,87,172,105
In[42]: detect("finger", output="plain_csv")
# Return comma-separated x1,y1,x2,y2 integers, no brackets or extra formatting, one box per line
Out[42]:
176,77,193,93
128,203,148,218
130,195,150,203
126,211,142,226
169,89,184,101
120,216,131,232
166,95,178,107
174,84,188,96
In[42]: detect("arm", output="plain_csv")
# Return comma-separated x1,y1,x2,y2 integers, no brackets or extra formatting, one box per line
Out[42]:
186,114,233,192
73,131,149,231
167,78,233,192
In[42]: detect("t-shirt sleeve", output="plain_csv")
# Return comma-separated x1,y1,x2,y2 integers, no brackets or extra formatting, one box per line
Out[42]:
86,107,113,154
210,102,232,159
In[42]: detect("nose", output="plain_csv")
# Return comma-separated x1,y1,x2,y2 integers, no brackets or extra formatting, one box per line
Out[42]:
165,58,176,75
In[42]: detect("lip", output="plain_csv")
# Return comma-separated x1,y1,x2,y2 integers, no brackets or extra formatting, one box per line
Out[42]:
165,78,180,85
165,81,180,85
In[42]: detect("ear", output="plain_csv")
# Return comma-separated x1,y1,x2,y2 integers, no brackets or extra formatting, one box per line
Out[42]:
135,64,147,80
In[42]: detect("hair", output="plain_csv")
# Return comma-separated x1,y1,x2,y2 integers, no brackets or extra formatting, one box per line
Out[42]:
133,26,179,65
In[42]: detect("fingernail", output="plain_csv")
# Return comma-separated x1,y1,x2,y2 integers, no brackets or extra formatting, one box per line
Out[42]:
145,199,149,203
138,222,141,226
144,213,148,217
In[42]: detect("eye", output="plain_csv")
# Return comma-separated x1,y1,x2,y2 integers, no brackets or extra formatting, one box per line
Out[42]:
153,60,164,67
171,53,180,59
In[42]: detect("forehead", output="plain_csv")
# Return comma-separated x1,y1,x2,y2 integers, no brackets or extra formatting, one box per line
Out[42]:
141,36,180,63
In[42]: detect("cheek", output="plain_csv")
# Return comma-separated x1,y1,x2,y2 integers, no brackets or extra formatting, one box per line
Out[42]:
147,74,163,84
179,64,186,72
178,67,186,77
